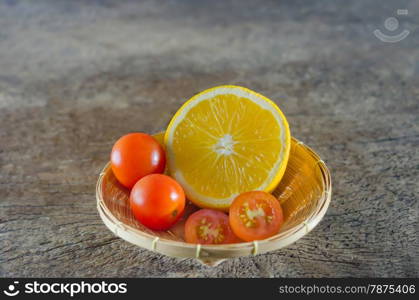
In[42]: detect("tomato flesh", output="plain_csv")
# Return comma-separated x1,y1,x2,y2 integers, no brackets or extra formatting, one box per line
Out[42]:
229,191,283,241
130,174,185,230
185,209,241,244
111,133,165,188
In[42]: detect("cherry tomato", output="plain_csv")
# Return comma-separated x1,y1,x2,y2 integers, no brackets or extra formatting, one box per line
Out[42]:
185,209,241,244
111,133,165,188
130,174,185,230
229,191,283,242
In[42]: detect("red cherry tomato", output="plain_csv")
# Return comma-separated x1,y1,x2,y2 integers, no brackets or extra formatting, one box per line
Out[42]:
130,174,185,230
111,133,165,188
185,209,241,244
229,191,283,242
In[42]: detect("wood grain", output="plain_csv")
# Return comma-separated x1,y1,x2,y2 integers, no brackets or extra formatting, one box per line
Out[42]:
0,0,418,277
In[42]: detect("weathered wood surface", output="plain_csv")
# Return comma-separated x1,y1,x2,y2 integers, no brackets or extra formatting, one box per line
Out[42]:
0,0,418,277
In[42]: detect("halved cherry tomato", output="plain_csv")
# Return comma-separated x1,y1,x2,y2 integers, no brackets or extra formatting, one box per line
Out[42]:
229,191,283,242
111,133,165,188
130,174,185,230
185,209,241,244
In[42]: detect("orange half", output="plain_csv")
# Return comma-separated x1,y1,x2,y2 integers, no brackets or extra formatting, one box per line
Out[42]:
165,85,291,210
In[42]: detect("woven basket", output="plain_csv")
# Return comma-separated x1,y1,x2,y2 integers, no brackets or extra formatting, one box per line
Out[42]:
96,133,331,266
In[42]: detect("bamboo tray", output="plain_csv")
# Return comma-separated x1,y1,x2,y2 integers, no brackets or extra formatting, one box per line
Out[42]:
96,134,331,266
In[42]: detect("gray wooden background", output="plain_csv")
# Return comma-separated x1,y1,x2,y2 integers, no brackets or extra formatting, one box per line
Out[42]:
0,0,418,277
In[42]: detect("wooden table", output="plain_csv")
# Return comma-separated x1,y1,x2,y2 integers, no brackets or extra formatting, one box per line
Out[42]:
0,0,417,277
